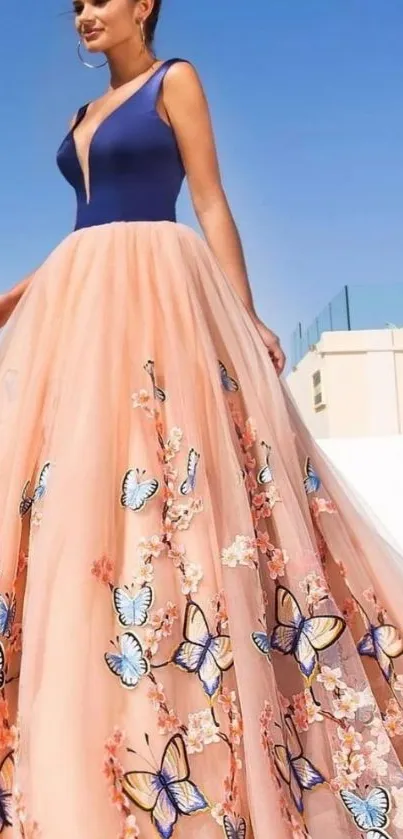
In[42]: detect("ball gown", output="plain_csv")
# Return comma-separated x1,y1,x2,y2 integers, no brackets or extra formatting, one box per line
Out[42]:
1,57,403,839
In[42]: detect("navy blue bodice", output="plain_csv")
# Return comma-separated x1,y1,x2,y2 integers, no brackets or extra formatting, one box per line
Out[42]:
56,58,186,231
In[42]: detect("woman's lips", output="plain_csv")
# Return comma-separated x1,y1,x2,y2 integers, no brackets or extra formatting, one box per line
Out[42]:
83,30,103,41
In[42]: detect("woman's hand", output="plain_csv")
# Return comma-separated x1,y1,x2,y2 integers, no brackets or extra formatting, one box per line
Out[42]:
251,315,286,376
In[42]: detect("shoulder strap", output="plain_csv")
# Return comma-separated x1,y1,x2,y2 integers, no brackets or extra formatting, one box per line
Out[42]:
147,58,190,107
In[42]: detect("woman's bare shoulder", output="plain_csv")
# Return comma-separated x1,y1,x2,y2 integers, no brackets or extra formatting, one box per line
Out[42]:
164,59,206,100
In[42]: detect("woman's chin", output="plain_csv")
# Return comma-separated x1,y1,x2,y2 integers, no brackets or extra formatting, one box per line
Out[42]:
82,35,107,53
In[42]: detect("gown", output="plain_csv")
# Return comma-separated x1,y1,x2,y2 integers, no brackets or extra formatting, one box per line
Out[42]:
1,56,403,839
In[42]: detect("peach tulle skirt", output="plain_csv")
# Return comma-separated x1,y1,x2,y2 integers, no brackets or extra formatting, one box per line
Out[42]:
0,221,403,839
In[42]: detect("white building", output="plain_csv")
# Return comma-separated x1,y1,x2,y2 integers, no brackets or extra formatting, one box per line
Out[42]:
287,328,403,438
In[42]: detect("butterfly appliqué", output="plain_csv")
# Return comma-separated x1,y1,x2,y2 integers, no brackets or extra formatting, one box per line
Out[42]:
105,632,149,689
223,814,247,839
19,461,51,517
112,584,153,628
121,468,159,512
271,586,346,682
179,448,200,496
122,733,209,839
340,787,391,837
0,593,16,639
274,714,325,813
0,751,14,832
357,620,403,684
173,602,233,698
257,442,273,485
251,630,271,661
144,360,167,403
304,457,321,494
219,360,239,393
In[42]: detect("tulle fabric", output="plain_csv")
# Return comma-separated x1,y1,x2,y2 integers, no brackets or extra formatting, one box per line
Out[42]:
0,221,403,839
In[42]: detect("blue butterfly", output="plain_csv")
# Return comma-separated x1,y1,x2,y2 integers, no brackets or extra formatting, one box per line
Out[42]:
223,814,247,839
19,481,33,518
144,360,167,403
251,631,271,660
122,734,209,839
33,462,51,502
105,632,149,689
0,751,14,833
340,787,391,833
357,622,403,683
274,714,325,813
0,593,16,639
271,587,346,682
112,585,153,628
180,448,200,496
257,442,273,485
173,602,233,698
219,360,239,393
304,457,321,494
121,469,159,512
19,461,51,517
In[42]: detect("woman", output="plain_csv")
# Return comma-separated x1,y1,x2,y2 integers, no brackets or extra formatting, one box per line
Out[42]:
1,1,403,837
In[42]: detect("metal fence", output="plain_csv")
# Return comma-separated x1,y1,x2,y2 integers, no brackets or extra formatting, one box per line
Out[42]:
291,283,403,368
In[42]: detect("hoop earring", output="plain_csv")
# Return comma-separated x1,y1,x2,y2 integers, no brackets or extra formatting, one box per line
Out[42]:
139,20,146,50
77,40,108,69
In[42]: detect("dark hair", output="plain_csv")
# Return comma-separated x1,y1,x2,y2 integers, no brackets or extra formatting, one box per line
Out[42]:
145,0,162,46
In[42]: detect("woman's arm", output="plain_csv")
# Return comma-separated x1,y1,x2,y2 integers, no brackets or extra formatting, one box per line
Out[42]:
163,62,285,375
163,62,256,315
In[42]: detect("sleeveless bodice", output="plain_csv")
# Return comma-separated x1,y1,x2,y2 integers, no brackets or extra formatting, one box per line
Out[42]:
56,58,186,231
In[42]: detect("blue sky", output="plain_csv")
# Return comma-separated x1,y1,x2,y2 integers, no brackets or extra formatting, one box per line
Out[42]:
1,0,402,356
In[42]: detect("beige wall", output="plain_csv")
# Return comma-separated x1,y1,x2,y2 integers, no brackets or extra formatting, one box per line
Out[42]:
287,329,403,438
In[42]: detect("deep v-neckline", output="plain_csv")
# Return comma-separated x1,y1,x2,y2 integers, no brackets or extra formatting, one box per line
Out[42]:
70,60,168,205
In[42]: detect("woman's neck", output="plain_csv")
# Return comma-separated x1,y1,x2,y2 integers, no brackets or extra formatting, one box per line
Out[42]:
106,43,157,90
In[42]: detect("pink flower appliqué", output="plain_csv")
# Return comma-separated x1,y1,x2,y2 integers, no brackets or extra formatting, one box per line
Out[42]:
91,554,114,586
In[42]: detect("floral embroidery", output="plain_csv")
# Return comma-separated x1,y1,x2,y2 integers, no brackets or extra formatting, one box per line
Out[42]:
96,357,403,836
299,572,329,609
309,497,337,517
143,601,178,657
221,535,255,569
119,815,141,839
147,678,182,736
131,388,153,413
0,698,18,753
91,554,115,586
392,786,403,829
185,709,220,753
209,590,229,632
13,785,41,839
16,551,28,577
